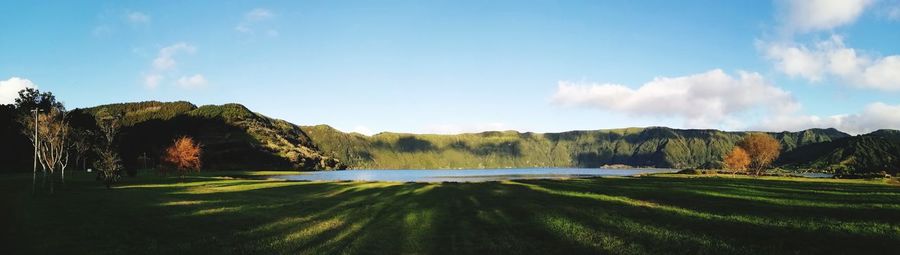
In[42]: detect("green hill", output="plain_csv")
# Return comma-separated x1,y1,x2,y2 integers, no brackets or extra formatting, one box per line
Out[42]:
10,100,895,173
779,129,900,175
301,125,849,170
75,101,344,171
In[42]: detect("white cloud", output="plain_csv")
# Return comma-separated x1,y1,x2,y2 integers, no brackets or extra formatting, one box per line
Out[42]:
125,11,150,24
0,77,37,104
245,8,273,21
142,43,200,88
177,74,207,88
762,35,900,90
423,122,510,134
757,102,900,134
152,43,196,71
235,8,278,37
552,69,798,128
779,0,873,33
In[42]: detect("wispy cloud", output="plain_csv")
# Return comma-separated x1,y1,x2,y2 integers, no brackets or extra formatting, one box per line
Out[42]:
0,77,37,104
177,74,208,88
245,8,273,21
235,8,278,37
125,11,150,25
91,25,112,37
142,43,203,89
91,9,150,37
888,1,900,20
152,43,196,71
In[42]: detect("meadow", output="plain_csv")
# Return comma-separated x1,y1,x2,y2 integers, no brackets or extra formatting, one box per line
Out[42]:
3,172,899,254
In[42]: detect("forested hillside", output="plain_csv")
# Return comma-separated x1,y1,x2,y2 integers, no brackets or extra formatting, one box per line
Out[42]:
779,130,900,175
6,100,897,174
301,124,849,170
75,101,345,171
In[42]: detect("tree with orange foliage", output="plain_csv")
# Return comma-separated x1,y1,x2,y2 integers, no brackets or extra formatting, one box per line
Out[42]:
161,136,202,177
723,147,750,174
737,133,781,176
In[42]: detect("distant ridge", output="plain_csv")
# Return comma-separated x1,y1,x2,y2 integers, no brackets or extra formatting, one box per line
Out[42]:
3,100,896,174
301,124,852,170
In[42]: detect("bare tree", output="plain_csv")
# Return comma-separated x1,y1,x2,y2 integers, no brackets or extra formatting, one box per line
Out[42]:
15,88,66,191
70,128,95,171
36,108,71,181
19,108,71,188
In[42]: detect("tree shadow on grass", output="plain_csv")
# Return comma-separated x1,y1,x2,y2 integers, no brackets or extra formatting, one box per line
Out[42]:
8,174,900,255
518,177,900,222
511,177,900,254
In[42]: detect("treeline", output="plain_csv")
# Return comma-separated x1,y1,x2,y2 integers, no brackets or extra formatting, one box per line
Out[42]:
300,125,854,170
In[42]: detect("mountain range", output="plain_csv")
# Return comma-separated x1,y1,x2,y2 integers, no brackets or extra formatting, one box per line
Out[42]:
1,101,897,175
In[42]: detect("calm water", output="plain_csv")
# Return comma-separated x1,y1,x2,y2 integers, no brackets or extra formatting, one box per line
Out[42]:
793,172,834,178
271,168,677,182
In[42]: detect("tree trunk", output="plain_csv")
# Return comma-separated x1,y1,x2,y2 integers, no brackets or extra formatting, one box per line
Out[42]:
31,171,36,195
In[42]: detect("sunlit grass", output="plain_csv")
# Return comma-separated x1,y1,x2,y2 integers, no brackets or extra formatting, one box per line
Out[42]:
4,171,898,254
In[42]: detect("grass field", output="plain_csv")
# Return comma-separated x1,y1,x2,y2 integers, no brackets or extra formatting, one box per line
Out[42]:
3,172,899,254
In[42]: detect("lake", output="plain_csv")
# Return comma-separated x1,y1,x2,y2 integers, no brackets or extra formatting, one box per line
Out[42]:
269,168,677,182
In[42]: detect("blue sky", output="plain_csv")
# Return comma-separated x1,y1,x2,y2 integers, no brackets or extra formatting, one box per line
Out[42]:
2,0,899,135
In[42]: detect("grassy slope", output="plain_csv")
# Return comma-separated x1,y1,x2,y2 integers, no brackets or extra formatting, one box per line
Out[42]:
302,125,848,170
4,173,898,254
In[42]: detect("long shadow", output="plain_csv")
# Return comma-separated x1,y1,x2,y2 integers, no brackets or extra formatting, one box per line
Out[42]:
8,174,900,254
520,177,900,222
511,177,900,254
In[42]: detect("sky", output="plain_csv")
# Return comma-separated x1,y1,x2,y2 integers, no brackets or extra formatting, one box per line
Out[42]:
2,0,899,135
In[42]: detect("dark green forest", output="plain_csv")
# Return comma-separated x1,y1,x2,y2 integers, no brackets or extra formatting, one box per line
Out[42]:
2,100,898,175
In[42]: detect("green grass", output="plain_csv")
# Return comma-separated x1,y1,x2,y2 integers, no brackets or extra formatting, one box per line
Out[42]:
3,172,899,254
